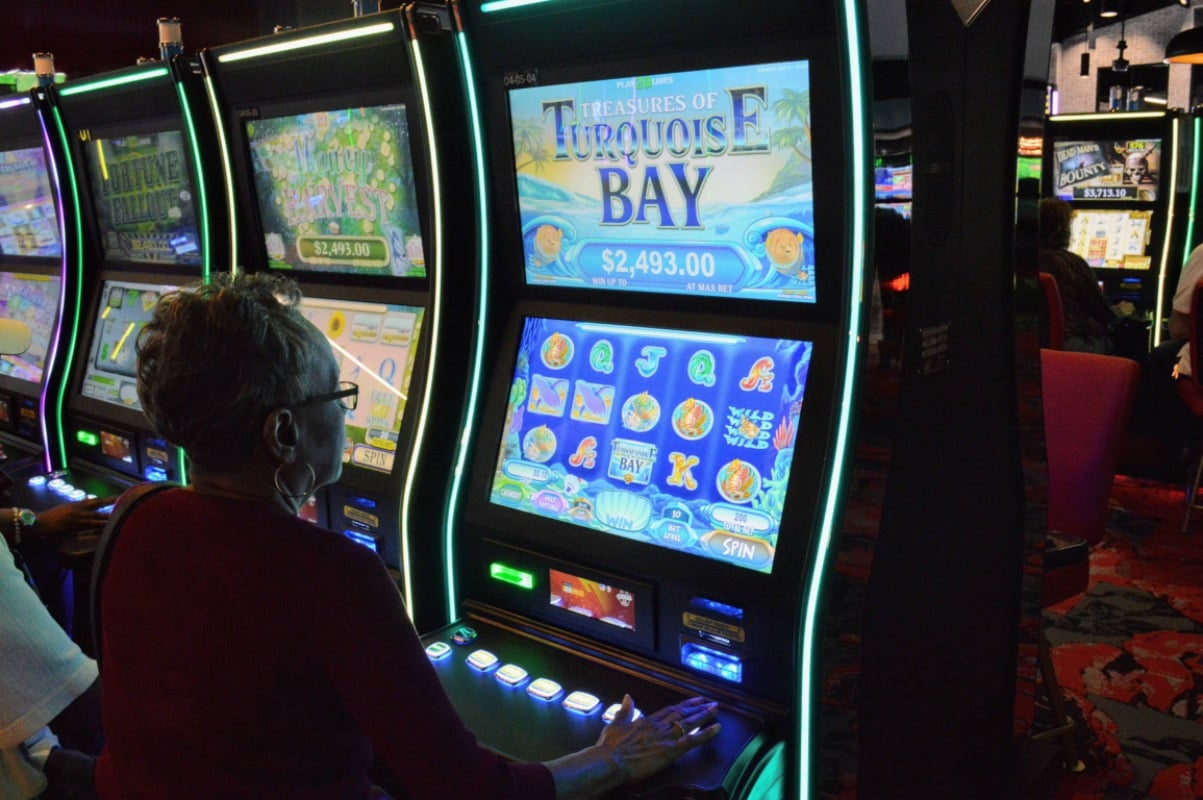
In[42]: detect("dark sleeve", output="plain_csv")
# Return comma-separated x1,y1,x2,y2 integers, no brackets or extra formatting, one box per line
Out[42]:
307,539,556,800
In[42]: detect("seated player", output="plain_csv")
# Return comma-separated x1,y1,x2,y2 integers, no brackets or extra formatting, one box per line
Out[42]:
94,273,720,800
1038,198,1133,354
1,497,111,800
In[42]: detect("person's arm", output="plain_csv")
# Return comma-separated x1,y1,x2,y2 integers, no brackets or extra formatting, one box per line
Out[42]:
0,498,113,548
310,540,718,799
1171,308,1192,342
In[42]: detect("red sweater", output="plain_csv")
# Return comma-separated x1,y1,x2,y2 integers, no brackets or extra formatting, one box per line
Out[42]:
94,488,554,800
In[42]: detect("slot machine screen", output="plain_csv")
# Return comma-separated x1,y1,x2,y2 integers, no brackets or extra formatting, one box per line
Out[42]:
82,130,201,266
874,163,911,201
488,317,812,574
1068,208,1154,269
80,280,176,411
0,147,61,258
0,272,60,386
298,297,424,475
1052,138,1161,202
508,60,815,303
245,104,426,278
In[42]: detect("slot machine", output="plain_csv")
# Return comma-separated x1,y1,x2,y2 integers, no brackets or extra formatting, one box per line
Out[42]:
0,93,67,474
2,57,227,512
200,5,482,625
421,1,870,796
1044,110,1195,347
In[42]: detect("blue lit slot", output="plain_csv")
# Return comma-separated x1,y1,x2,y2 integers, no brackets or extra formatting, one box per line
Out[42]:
144,466,168,482
681,642,744,684
348,495,378,509
690,596,744,619
342,529,378,552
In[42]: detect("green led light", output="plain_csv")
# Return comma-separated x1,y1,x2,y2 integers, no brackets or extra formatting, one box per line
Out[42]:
59,67,170,96
490,563,535,589
216,23,395,63
481,0,564,12
1049,111,1165,122
76,430,99,447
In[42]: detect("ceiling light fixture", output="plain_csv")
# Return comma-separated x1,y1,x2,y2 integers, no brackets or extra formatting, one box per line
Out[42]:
1167,25,1203,63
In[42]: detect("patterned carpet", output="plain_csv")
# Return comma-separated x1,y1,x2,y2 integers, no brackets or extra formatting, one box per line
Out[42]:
1047,475,1203,800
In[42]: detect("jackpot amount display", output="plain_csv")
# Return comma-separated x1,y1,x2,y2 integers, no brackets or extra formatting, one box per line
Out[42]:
489,317,812,574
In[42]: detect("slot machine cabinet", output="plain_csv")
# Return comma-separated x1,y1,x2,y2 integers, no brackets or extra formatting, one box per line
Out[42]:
200,5,483,627
1044,111,1194,349
421,1,871,797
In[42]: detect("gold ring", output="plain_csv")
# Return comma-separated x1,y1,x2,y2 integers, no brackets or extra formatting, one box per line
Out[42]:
670,721,686,738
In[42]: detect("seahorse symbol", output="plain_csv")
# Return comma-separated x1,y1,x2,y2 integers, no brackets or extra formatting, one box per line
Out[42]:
568,436,598,469
738,357,776,393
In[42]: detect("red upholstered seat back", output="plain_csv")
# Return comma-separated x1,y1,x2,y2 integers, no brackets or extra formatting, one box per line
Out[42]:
1042,349,1140,547
1038,272,1065,351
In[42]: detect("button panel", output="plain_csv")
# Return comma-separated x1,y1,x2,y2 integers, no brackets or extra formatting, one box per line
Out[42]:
425,635,651,724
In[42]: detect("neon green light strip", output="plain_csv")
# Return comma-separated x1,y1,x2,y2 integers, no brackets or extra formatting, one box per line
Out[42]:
481,0,562,11
203,74,240,275
797,1,868,797
1153,116,1181,349
216,23,395,63
1048,111,1165,122
176,82,210,286
59,67,170,96
49,106,86,469
443,31,490,623
398,38,445,622
1186,117,1201,263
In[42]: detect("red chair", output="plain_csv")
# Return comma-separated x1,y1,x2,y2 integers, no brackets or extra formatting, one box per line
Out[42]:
1038,272,1065,351
1035,348,1140,768
1176,280,1203,531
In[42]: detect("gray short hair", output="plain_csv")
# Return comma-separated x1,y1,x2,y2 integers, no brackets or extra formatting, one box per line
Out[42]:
135,272,327,471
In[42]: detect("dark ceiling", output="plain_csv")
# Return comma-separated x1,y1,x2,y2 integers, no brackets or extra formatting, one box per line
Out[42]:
1053,0,1189,42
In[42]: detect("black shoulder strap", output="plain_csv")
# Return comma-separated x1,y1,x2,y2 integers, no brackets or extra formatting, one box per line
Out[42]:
90,481,177,664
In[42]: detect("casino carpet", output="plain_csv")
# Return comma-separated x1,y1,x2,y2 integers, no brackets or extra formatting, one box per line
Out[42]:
1046,475,1203,800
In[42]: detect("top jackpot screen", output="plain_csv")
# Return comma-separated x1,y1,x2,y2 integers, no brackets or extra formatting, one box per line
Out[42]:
508,60,815,304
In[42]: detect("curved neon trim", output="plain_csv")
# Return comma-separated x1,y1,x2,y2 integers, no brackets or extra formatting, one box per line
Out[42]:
443,31,490,623
47,106,87,471
202,74,240,275
795,1,868,797
33,104,70,474
398,38,446,621
1184,117,1201,283
1153,116,1181,348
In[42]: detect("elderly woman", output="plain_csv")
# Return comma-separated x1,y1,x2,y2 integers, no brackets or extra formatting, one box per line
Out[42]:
93,273,718,800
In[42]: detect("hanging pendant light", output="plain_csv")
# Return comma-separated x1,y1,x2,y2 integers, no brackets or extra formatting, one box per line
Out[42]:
1167,26,1203,64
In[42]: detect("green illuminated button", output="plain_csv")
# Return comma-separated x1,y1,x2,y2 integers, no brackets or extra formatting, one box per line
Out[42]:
490,562,535,590
76,430,100,447
424,641,452,661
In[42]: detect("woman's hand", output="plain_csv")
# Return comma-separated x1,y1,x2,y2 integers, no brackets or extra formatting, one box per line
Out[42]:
595,695,721,786
546,694,721,799
33,496,116,537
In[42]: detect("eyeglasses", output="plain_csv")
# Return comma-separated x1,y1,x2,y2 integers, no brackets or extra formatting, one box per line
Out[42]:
290,381,359,412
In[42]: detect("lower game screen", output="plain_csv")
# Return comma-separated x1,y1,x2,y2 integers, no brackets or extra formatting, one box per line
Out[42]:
298,297,423,475
0,272,60,385
81,280,176,411
489,317,812,574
